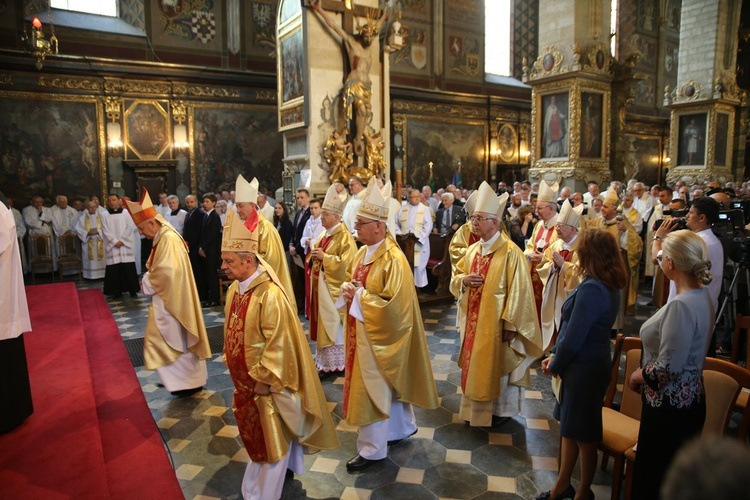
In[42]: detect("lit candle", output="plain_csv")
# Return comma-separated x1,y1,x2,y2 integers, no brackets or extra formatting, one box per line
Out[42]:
32,17,42,29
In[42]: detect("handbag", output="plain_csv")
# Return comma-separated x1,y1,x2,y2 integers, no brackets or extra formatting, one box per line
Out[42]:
551,375,562,403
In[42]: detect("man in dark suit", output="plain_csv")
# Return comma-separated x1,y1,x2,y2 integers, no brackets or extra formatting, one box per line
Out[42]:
434,192,465,236
199,192,222,307
182,194,206,299
289,188,310,314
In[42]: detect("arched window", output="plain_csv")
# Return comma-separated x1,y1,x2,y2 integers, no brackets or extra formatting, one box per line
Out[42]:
51,0,117,17
485,0,512,77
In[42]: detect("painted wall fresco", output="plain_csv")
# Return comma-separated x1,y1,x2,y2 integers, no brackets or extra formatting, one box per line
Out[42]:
0,95,102,206
444,0,483,84
192,105,284,194
150,0,222,50
405,118,486,189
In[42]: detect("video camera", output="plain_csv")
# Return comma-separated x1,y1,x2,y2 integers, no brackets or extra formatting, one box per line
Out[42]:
714,205,749,266
653,209,688,231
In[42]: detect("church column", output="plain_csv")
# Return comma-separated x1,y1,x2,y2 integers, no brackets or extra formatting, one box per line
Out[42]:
524,0,613,192
664,0,742,183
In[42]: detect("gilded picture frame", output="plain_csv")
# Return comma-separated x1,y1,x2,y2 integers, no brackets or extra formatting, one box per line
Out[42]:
580,91,604,159
277,17,307,131
675,112,708,167
539,91,570,160
496,123,518,164
123,99,172,161
0,90,106,205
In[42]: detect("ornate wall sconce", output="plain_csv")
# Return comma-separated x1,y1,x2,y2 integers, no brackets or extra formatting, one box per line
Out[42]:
105,97,123,157
172,100,189,155
21,16,59,70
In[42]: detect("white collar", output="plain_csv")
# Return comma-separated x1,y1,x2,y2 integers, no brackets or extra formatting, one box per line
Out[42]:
326,222,341,236
364,238,385,264
479,231,501,255
239,265,264,294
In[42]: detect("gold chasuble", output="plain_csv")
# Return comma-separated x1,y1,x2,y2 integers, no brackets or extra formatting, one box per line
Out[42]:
450,233,542,404
536,238,584,352
143,220,211,369
449,221,480,278
524,220,558,322
257,213,297,311
223,267,339,463
307,223,356,348
586,218,642,312
343,235,438,427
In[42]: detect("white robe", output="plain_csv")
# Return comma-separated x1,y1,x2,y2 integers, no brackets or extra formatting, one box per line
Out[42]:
75,212,107,280
396,203,432,287
101,211,137,265
167,209,187,235
259,202,274,221
50,205,80,276
11,208,27,274
22,205,56,270
342,193,364,234
0,203,31,340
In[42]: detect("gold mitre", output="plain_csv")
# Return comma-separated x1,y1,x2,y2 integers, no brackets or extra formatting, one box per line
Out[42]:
221,209,259,253
558,199,584,227
235,174,259,204
357,178,389,221
322,184,345,215
464,190,478,216
538,180,559,204
603,187,620,208
474,181,503,217
123,187,158,226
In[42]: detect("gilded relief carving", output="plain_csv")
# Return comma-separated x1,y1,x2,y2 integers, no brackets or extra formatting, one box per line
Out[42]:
671,80,707,104
392,100,487,119
188,85,241,98
105,79,172,95
0,74,13,85
38,76,103,91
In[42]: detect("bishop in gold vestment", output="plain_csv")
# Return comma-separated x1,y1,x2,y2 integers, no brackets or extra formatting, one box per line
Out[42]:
123,189,210,394
221,210,338,499
338,181,438,471
451,182,542,427
307,185,356,373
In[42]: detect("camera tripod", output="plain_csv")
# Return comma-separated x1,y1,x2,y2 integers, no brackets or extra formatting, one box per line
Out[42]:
715,259,750,360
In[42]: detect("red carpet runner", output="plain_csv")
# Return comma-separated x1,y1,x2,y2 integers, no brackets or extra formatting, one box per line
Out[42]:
0,283,182,499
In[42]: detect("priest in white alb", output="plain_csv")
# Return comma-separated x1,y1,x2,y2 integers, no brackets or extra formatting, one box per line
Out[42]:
75,200,106,280
123,188,210,396
101,194,140,299
396,188,433,288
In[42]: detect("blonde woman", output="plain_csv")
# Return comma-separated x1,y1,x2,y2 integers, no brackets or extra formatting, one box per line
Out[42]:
629,230,715,499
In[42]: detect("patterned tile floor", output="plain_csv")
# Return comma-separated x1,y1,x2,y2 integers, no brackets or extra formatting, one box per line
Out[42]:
63,276,657,500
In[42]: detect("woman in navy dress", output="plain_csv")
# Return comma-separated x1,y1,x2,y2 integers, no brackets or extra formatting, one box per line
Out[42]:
539,228,628,500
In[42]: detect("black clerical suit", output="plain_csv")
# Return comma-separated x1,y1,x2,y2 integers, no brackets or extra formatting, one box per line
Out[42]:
182,206,206,300
290,205,310,313
199,209,222,305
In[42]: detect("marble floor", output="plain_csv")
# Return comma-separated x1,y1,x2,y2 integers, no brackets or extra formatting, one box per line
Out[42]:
60,276,657,500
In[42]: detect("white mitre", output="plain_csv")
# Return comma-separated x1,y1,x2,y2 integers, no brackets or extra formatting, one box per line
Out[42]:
357,178,389,221
474,181,509,218
235,174,259,204
322,184,346,215
558,199,584,227
538,180,559,204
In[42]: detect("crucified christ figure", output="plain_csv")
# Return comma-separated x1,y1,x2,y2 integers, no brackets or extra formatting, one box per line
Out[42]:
309,0,385,156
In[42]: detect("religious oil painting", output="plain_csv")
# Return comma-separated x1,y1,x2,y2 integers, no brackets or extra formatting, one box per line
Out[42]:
540,92,569,159
124,100,171,160
677,113,707,167
192,104,283,195
280,28,304,104
580,92,603,159
623,135,662,187
497,123,518,164
715,112,729,166
404,117,486,189
0,93,103,207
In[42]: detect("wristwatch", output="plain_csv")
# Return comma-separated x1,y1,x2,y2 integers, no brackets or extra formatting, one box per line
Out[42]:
653,235,662,241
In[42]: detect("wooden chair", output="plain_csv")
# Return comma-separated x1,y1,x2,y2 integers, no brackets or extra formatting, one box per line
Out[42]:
731,314,750,366
703,357,750,441
623,366,742,499
600,334,643,500
28,233,54,283
396,233,418,269
427,232,451,294
57,232,82,281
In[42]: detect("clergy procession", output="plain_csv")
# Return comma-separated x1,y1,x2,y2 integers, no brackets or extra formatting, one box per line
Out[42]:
3,171,750,499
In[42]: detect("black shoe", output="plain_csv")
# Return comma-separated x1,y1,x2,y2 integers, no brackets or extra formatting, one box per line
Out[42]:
346,454,383,471
536,485,575,500
171,386,203,398
284,469,294,482
201,301,218,308
387,428,418,446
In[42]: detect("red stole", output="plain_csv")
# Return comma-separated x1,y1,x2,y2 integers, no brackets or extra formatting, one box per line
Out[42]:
224,290,269,462
342,259,373,417
530,225,554,322
469,233,480,246
458,251,495,392
308,234,334,341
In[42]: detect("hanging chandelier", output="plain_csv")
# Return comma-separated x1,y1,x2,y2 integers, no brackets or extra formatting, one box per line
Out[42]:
21,16,59,70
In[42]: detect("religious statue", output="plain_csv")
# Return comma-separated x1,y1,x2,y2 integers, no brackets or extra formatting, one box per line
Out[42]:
323,128,354,183
363,128,385,181
309,0,386,158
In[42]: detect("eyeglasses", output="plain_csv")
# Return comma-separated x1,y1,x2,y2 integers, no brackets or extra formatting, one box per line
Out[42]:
656,254,670,263
469,215,497,222
354,219,378,228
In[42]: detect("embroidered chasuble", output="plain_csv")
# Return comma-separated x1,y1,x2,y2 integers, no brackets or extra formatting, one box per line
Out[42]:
536,238,584,352
256,213,297,312
75,212,106,279
449,221,480,278
524,220,558,323
451,233,542,403
586,217,642,312
342,235,438,427
307,224,356,347
224,268,338,463
143,221,211,369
